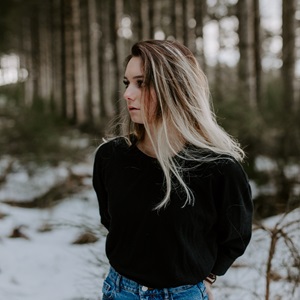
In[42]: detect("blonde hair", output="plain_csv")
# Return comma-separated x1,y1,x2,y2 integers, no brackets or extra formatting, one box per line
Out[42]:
120,40,244,210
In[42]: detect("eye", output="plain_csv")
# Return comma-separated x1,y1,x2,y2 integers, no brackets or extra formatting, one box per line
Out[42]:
137,80,144,88
123,80,129,88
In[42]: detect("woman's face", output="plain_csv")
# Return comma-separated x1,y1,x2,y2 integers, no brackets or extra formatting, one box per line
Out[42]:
123,56,157,124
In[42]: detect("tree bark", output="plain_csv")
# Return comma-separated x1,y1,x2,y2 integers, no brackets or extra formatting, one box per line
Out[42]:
30,2,40,106
71,0,86,124
282,0,296,112
185,0,195,52
86,0,100,125
97,0,111,120
148,0,155,38
109,0,122,117
175,0,183,43
134,0,143,41
38,0,52,107
22,16,34,107
62,0,75,121
50,0,63,115
141,0,150,39
237,0,257,107
194,0,207,70
253,0,262,107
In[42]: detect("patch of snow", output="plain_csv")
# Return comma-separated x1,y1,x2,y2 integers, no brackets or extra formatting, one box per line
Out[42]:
0,159,69,202
255,155,277,173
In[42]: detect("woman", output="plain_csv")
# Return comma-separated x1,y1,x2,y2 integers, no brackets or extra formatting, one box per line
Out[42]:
93,40,253,300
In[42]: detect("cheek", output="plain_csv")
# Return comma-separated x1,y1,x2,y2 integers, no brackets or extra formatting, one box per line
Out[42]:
142,89,159,122
147,97,159,122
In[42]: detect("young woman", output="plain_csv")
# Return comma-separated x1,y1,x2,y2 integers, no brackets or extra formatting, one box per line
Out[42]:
93,40,253,300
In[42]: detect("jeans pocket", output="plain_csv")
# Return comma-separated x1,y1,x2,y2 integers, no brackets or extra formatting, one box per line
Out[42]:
102,278,115,300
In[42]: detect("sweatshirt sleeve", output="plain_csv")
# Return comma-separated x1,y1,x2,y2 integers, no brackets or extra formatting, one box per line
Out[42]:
211,158,253,275
92,144,111,230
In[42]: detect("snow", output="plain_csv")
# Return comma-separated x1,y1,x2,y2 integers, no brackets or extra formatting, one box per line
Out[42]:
0,156,299,300
0,158,109,300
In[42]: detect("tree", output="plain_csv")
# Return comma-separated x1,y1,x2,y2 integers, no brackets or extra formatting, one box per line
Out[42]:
253,0,262,106
282,0,296,112
237,0,257,108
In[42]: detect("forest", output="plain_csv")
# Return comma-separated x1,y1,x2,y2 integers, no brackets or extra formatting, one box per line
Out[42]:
0,0,299,299
1,0,299,217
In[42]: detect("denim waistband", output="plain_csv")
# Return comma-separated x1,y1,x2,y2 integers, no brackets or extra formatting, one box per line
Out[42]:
106,266,204,295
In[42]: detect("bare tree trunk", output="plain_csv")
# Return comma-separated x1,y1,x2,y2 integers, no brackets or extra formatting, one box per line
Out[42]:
50,0,63,115
38,0,52,108
80,0,90,122
194,0,207,70
170,0,177,38
182,0,187,45
214,21,223,103
97,0,112,120
278,0,298,162
141,0,150,39
63,0,75,121
237,0,257,107
30,3,40,106
86,0,100,125
134,0,143,41
148,0,155,38
109,0,122,117
72,0,86,124
185,0,195,52
175,0,183,43
160,0,173,39
282,0,296,112
254,0,262,107
153,0,162,39
23,16,34,107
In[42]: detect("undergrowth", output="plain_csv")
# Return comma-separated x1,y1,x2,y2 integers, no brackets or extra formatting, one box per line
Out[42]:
0,94,95,165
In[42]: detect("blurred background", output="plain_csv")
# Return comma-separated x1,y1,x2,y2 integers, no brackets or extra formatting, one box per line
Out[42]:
0,0,299,218
0,1,299,299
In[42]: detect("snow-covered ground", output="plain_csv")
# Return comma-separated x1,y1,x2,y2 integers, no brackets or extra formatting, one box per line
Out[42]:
0,155,299,300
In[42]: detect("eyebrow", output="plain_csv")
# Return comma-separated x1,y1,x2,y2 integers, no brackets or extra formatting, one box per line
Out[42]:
123,75,144,80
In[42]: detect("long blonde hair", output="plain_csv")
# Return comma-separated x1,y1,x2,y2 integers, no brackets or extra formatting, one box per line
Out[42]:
120,40,244,210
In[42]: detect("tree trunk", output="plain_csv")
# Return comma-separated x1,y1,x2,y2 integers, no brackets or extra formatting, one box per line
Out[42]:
148,0,155,38
22,16,34,107
30,3,40,106
71,0,86,124
185,0,195,52
109,0,122,117
175,0,183,43
38,0,52,108
63,0,75,121
86,0,100,125
254,0,262,107
134,0,143,41
141,0,150,39
237,0,257,107
50,0,63,115
282,0,296,112
97,0,112,120
194,0,207,70
170,0,176,38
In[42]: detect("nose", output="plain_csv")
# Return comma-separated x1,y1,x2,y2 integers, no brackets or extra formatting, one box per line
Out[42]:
123,85,135,102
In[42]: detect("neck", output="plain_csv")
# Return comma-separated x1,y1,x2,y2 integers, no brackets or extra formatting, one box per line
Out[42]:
137,133,157,158
137,128,185,158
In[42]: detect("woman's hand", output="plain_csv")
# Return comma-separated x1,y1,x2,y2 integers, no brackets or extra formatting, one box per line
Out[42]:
204,280,214,300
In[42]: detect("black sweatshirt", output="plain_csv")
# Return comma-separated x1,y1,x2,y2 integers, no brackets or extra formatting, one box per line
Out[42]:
93,137,253,288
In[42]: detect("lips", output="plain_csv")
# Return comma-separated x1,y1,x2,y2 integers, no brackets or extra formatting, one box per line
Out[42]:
128,106,140,111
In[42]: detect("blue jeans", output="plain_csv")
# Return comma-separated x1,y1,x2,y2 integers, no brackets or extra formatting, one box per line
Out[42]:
102,267,208,300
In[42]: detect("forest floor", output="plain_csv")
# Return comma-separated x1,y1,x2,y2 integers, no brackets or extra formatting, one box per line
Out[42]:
0,127,299,300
